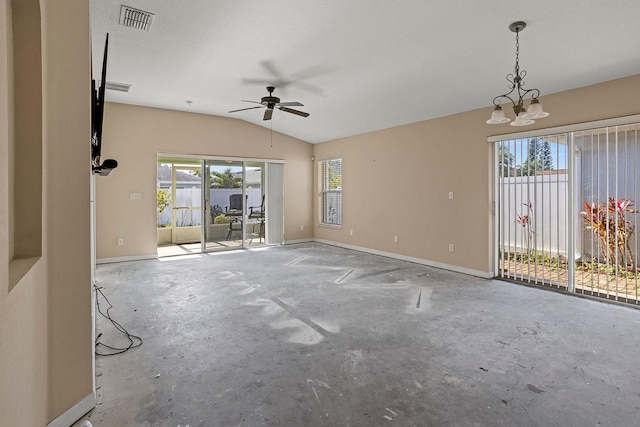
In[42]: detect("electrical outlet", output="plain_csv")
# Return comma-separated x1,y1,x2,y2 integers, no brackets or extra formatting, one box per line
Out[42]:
449,244,455,252
130,192,142,200
118,238,124,246
394,235,399,243
448,191,454,200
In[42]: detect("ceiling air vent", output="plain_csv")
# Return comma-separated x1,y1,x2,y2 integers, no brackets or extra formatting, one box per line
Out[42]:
105,81,131,92
119,5,154,31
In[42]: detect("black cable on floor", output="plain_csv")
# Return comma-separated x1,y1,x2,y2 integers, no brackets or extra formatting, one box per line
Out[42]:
94,284,143,356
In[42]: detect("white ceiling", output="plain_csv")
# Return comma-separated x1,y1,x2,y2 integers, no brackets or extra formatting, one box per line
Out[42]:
91,1,640,144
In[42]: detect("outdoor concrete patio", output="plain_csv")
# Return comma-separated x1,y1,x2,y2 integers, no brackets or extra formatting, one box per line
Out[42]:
78,243,640,426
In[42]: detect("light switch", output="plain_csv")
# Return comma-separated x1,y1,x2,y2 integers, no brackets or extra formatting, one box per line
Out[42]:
130,192,142,200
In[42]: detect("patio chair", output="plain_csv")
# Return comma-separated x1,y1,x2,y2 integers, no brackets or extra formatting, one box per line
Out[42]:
225,194,245,217
248,195,265,243
248,194,265,220
225,194,246,239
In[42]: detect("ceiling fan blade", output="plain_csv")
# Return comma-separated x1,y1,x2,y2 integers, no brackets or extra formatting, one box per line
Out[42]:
241,100,263,105
260,60,283,79
277,101,304,107
292,80,325,95
242,78,290,92
278,106,310,117
228,106,263,113
263,108,273,121
242,78,271,85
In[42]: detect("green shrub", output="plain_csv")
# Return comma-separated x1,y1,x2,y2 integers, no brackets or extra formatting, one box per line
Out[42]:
157,189,171,213
214,214,233,224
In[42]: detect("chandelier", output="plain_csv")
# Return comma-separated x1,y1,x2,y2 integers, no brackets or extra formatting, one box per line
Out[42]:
486,21,549,126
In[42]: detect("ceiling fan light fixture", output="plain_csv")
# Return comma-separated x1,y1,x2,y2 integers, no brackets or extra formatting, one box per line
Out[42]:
486,21,549,126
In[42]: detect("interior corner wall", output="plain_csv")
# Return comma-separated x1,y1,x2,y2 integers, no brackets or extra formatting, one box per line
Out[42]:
41,0,93,422
1,1,93,426
95,103,313,260
312,73,640,277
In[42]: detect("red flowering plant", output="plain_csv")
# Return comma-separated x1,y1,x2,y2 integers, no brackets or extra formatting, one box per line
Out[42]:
581,198,637,270
516,201,536,255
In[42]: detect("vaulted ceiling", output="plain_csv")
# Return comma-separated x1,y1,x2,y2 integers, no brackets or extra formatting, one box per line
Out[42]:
91,1,640,143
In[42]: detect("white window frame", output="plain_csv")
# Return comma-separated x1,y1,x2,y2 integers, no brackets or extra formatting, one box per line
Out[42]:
319,158,342,227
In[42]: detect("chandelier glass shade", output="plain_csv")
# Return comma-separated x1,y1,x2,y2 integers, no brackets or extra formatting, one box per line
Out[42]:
486,21,549,126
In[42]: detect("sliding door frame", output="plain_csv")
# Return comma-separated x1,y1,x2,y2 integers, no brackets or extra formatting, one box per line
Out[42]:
158,153,285,252
490,113,640,302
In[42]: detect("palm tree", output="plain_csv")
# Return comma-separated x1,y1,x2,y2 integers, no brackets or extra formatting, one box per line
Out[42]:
211,168,242,188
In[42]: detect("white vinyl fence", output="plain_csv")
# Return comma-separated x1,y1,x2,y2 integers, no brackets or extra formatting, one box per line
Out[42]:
158,188,263,227
499,172,569,257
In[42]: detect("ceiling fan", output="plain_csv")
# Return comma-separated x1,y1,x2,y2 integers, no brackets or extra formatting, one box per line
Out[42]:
228,86,310,121
242,60,326,95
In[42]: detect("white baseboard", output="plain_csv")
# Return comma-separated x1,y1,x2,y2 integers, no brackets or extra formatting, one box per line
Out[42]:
284,238,314,245
47,392,95,427
96,254,158,264
313,239,494,279
96,242,495,279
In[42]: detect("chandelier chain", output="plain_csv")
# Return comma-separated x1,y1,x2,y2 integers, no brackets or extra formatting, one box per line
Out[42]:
514,29,520,76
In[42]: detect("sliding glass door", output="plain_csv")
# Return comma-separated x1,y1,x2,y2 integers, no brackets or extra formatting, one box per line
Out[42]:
203,160,245,251
244,162,266,248
574,124,640,302
495,122,640,305
156,159,203,255
158,155,284,255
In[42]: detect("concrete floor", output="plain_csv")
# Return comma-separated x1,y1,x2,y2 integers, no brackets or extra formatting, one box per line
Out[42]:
78,243,640,426
157,236,266,257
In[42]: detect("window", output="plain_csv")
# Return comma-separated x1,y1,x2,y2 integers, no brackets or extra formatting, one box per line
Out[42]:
320,158,342,226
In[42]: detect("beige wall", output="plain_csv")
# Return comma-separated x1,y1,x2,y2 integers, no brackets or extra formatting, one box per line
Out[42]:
0,0,92,426
313,74,640,275
98,73,640,270
96,103,313,259
42,0,93,420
